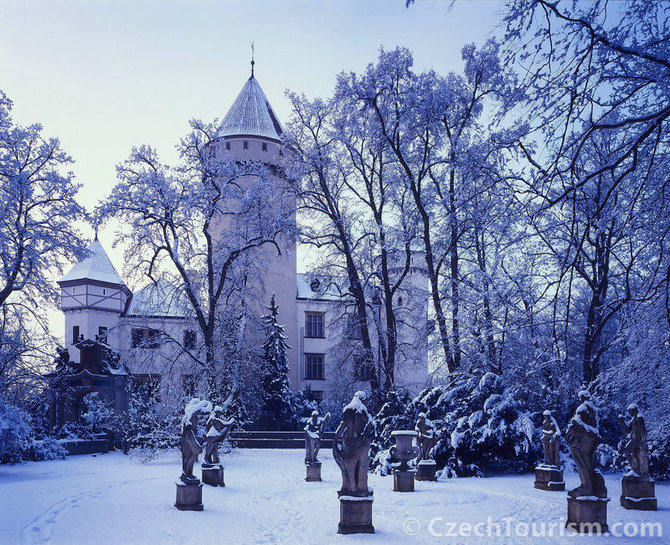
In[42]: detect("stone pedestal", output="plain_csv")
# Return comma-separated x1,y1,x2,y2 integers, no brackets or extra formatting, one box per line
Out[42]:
306,463,322,482
201,463,224,487
566,496,609,533
175,481,203,511
416,460,437,481
534,465,565,491
393,469,416,492
621,474,657,511
338,495,374,534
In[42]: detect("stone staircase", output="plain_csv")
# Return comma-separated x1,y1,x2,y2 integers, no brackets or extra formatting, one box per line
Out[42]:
229,430,335,449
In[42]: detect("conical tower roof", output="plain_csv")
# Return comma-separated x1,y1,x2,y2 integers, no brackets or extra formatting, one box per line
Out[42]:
218,75,283,141
59,239,125,286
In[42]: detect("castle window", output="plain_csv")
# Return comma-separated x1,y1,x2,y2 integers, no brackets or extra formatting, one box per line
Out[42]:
262,142,268,152
103,288,106,295
132,374,161,402
184,330,197,350
305,312,325,338
348,315,362,340
72,325,80,344
305,353,325,380
225,142,230,150
131,327,162,349
243,141,249,150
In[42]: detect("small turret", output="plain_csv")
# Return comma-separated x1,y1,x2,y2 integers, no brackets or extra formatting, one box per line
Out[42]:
58,239,131,350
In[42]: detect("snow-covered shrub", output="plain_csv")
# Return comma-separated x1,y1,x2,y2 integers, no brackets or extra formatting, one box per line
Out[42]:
0,395,31,463
286,386,320,430
30,437,67,461
123,392,180,462
371,372,540,477
370,389,415,475
80,392,120,437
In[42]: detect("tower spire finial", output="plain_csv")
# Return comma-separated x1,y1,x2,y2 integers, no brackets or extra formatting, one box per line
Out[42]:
250,41,255,78
94,225,99,241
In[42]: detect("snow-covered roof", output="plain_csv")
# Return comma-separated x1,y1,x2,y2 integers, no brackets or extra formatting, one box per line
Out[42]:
125,279,195,318
218,75,283,141
59,240,125,286
296,273,345,301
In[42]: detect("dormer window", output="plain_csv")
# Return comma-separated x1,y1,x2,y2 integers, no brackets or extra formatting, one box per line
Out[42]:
243,141,249,150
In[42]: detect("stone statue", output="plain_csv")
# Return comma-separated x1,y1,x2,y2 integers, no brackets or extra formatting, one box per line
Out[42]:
618,403,650,478
304,410,330,466
618,403,657,510
415,413,436,463
203,405,235,465
179,398,212,485
541,410,561,467
333,391,375,497
565,390,606,498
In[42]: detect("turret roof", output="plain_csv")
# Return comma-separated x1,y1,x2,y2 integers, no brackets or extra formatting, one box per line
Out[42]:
59,240,125,286
218,75,283,141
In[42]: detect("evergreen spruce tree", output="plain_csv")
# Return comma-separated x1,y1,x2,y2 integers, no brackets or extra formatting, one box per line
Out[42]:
261,294,292,430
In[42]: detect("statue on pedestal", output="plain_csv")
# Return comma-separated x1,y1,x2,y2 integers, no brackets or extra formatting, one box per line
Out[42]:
618,403,657,510
565,390,606,498
333,391,375,497
179,398,212,485
415,413,436,463
305,410,330,466
541,410,561,468
564,390,609,532
333,391,375,534
534,409,564,491
618,404,650,477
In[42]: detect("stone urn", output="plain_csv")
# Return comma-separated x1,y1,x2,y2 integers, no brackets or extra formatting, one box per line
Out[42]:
390,430,420,492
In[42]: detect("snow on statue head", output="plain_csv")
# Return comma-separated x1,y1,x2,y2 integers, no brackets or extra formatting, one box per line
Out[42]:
354,390,367,400
311,410,319,417
543,409,552,416
577,390,591,402
627,403,638,413
181,398,213,430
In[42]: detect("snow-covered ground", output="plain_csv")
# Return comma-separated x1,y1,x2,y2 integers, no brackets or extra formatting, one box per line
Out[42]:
1,449,668,545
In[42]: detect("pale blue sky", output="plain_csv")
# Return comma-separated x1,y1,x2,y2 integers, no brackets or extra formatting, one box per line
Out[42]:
0,0,501,336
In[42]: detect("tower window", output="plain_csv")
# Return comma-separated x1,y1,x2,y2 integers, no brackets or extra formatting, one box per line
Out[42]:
225,142,230,150
72,325,80,344
305,312,325,338
262,142,268,152
304,353,325,380
103,288,106,295
243,141,249,150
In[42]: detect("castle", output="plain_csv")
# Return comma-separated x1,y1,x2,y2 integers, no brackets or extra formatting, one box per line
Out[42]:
52,69,429,421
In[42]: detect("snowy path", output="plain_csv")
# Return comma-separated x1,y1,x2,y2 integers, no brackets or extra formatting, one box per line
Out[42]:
0,449,668,544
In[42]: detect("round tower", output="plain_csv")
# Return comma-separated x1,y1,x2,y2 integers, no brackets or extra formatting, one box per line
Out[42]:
213,65,299,386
